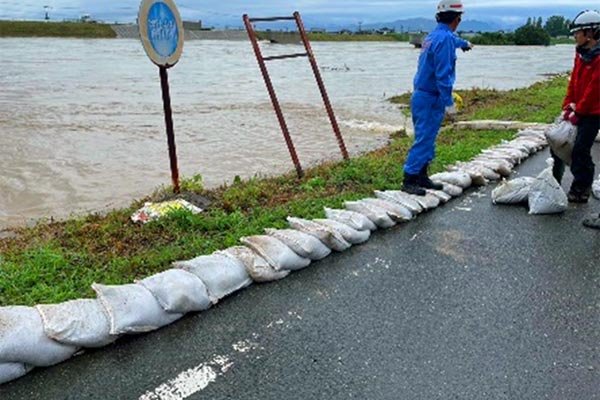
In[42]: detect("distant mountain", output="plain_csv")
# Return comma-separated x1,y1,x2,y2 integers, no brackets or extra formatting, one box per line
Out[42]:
363,18,501,33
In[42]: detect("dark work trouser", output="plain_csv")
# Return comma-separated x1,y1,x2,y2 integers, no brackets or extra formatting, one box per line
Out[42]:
551,115,600,192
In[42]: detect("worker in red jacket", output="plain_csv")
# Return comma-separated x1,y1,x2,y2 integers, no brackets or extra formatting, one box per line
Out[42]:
551,10,600,227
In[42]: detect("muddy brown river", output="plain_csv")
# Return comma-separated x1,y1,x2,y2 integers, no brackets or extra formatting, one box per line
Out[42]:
0,38,573,227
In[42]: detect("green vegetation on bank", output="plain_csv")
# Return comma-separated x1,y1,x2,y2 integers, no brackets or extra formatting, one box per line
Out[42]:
307,32,408,42
468,15,574,46
0,75,569,306
0,20,116,38
390,74,568,123
254,31,408,42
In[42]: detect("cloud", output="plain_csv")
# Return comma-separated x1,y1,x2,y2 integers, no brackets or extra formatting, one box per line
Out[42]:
0,0,597,25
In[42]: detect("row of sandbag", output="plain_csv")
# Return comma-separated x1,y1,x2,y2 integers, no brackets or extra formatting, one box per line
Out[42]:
0,127,549,385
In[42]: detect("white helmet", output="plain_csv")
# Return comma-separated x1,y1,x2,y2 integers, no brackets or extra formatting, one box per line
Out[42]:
437,0,464,13
570,10,600,33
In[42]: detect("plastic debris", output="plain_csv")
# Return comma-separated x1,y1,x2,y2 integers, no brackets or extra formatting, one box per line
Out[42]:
131,199,203,224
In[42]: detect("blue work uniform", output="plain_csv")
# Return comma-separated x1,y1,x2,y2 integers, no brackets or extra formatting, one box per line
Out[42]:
404,23,461,176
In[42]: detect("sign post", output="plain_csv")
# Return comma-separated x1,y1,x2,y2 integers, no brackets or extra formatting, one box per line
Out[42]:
138,0,184,193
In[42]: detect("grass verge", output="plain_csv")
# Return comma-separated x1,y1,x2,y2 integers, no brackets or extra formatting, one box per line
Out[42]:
0,75,568,306
389,74,569,123
0,21,116,38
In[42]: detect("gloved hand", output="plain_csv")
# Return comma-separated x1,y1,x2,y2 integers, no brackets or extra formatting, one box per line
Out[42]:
461,41,473,52
562,103,576,120
566,111,579,126
445,105,458,116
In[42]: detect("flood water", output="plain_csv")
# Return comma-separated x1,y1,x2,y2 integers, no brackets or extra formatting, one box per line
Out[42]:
0,38,573,227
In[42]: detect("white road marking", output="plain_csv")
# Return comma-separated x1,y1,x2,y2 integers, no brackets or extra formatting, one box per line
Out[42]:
139,355,234,400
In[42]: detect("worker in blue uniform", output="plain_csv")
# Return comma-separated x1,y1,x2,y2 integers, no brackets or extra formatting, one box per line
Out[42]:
402,0,472,195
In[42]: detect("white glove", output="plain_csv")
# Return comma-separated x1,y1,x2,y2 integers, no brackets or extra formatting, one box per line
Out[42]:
445,105,458,115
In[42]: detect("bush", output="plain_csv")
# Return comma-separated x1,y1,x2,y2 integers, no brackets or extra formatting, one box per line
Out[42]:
514,24,551,46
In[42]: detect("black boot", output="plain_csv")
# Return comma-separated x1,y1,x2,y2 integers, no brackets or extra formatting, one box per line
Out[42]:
402,173,426,196
567,186,591,203
583,213,600,229
419,164,444,190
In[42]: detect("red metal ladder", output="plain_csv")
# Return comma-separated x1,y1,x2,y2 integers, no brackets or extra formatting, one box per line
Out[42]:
243,11,349,178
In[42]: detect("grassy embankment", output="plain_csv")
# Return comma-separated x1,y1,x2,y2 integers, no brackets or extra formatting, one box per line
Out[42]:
255,31,408,42
0,75,568,306
389,75,567,123
307,32,408,42
0,20,116,38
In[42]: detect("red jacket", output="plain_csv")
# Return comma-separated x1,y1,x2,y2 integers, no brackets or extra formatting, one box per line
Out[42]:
563,49,600,116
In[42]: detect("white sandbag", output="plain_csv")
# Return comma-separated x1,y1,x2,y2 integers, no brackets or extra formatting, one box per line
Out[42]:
426,189,452,203
240,235,311,271
449,166,489,185
440,183,463,197
314,218,371,244
361,198,413,221
0,306,78,367
324,207,377,231
404,192,441,210
0,363,33,385
593,177,600,200
287,217,352,251
343,201,396,229
528,159,568,215
491,177,536,204
265,228,332,260
374,190,423,214
36,299,115,348
93,284,183,335
137,269,211,314
218,246,290,283
471,159,512,177
173,254,252,302
545,119,576,165
430,171,472,188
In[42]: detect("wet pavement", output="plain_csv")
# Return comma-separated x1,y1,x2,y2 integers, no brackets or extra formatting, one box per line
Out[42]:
1,146,599,399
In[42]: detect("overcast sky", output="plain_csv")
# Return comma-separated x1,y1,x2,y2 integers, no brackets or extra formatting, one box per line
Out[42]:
1,1,597,28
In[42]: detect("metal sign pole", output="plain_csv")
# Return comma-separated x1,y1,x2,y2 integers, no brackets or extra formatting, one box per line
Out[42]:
159,66,180,193
139,0,185,193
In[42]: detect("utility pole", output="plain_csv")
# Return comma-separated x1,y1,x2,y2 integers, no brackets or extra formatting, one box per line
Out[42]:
43,5,51,21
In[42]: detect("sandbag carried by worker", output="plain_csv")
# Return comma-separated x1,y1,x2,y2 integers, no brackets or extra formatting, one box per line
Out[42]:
528,158,568,215
492,177,536,204
545,119,576,165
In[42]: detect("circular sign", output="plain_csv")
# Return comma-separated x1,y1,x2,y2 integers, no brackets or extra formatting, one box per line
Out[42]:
138,0,184,67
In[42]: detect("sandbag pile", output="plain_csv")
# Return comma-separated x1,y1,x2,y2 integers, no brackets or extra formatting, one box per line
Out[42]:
0,126,551,386
492,158,568,215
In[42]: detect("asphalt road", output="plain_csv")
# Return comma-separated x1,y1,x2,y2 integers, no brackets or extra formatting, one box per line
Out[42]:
2,147,599,400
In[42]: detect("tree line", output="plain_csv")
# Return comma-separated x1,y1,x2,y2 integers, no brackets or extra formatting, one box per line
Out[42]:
467,15,572,46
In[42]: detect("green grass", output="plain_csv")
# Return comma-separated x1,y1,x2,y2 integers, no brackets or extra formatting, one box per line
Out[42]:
0,21,116,38
0,75,568,306
307,32,408,42
389,74,569,123
0,129,514,306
